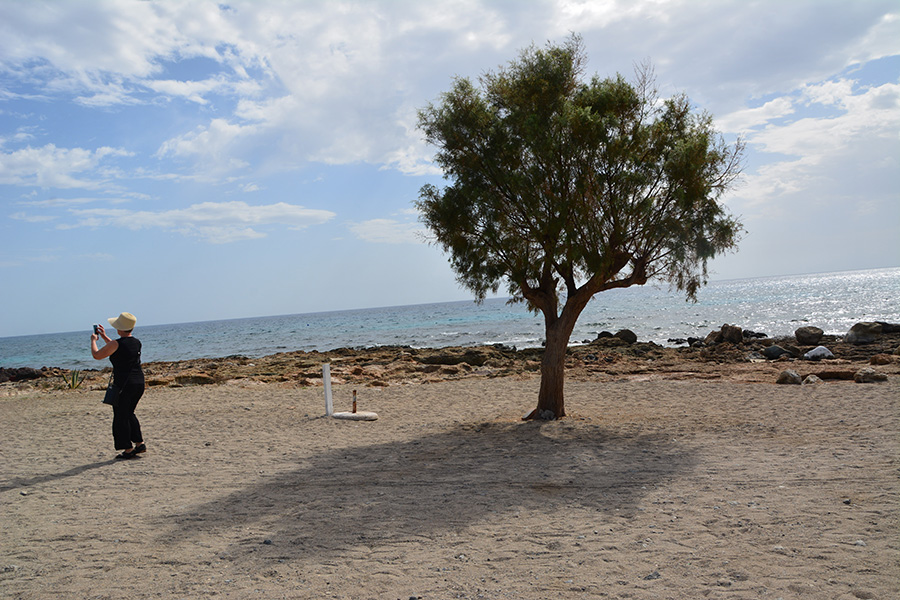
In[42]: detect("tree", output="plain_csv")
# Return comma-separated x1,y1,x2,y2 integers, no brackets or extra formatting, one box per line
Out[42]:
416,36,744,420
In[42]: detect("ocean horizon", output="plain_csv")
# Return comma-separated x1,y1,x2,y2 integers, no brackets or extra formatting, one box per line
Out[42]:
2,266,898,371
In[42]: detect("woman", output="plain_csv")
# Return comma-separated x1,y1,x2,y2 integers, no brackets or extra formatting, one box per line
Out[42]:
92,312,147,460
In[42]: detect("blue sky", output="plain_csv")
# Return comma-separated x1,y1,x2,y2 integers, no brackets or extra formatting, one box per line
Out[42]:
1,0,898,338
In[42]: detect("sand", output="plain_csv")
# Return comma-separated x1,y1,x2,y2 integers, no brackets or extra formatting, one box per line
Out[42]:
1,364,897,599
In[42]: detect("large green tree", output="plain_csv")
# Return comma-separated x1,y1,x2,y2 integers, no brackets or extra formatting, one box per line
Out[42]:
416,36,744,419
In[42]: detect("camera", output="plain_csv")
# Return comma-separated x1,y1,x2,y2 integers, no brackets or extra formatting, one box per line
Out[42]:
93,324,100,335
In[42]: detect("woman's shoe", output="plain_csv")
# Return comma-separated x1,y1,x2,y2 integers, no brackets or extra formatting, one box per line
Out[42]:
132,443,147,454
115,451,139,460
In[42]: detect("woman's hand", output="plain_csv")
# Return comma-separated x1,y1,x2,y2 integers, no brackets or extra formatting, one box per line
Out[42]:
91,324,118,360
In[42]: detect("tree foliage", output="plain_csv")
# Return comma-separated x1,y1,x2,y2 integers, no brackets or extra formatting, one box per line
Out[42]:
417,36,743,419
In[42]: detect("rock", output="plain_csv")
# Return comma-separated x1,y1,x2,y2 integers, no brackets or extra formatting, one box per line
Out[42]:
794,326,824,345
869,354,893,365
0,367,44,383
720,324,744,345
854,367,888,383
614,329,637,344
845,322,882,344
743,329,768,339
776,370,802,385
802,374,823,385
875,321,900,333
895,345,900,356
418,350,490,367
803,346,834,361
704,324,743,345
174,372,217,386
746,351,766,362
763,345,792,360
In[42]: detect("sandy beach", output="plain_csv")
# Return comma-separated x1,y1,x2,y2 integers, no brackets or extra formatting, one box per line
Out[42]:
2,338,898,599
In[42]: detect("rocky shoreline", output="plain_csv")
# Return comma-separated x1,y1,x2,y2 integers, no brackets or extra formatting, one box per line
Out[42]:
2,321,898,395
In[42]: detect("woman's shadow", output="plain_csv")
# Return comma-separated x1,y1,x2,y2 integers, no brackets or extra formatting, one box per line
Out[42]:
0,460,114,493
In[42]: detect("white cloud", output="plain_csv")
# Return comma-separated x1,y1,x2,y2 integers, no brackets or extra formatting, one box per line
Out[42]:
716,97,795,132
10,211,57,223
750,81,899,159
61,200,336,244
144,75,263,105
729,79,900,220
0,144,132,188
349,218,426,244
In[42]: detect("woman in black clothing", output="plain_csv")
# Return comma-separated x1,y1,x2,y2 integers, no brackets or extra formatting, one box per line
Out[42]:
92,312,147,460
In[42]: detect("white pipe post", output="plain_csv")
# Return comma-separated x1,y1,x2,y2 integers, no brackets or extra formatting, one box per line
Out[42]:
323,363,333,416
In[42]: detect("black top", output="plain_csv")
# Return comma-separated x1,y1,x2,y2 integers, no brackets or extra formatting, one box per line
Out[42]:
110,336,144,387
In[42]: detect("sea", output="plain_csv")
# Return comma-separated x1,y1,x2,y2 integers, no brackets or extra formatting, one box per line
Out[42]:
2,267,898,371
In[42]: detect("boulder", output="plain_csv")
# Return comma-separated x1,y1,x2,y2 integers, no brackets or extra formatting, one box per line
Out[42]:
894,345,900,356
776,370,802,385
875,321,900,333
795,326,824,346
854,367,888,383
0,367,44,383
704,324,743,345
802,374,824,385
803,346,834,361
763,345,792,360
614,329,638,344
720,324,744,345
844,322,882,344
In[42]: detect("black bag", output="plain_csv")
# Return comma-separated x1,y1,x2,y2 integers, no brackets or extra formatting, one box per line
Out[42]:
103,380,122,406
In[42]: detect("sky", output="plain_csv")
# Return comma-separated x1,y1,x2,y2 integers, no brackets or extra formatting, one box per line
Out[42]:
1,0,898,338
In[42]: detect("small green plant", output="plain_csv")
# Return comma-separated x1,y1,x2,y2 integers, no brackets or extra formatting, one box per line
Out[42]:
62,370,84,390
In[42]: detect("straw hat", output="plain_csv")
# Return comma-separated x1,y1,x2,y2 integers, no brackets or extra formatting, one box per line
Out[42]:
108,312,137,331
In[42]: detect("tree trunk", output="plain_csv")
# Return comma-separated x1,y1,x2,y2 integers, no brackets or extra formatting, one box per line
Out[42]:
525,305,582,420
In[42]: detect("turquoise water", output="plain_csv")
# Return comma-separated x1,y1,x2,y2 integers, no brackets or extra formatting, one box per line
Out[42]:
2,267,897,370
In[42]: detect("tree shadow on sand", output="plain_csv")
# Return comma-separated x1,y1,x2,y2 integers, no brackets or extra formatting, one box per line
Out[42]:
155,419,696,560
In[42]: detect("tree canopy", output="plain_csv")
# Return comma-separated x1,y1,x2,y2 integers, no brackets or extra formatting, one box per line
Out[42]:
417,36,743,419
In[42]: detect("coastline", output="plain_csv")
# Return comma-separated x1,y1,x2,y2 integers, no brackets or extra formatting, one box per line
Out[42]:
2,328,898,394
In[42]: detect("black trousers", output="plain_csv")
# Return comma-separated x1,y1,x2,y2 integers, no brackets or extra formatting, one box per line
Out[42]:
112,381,145,451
